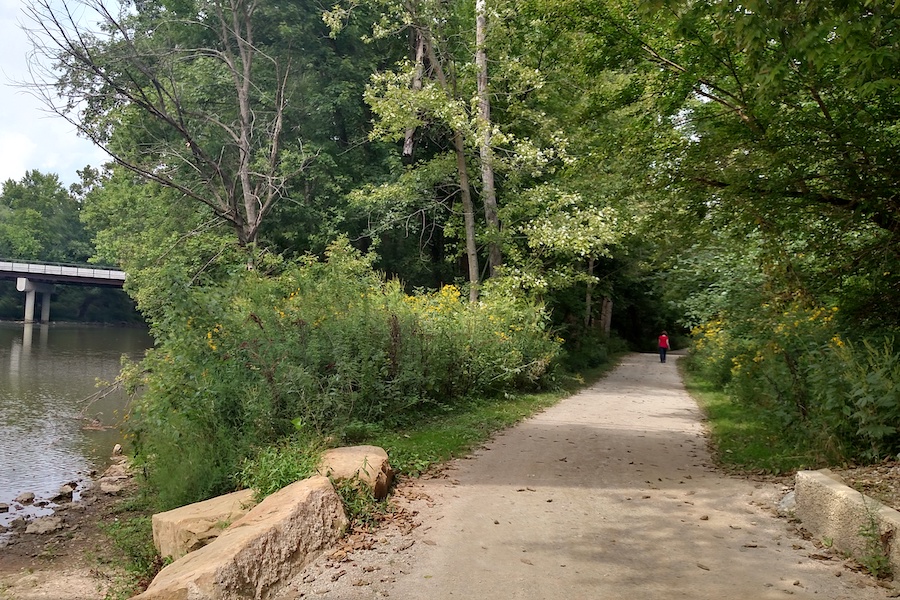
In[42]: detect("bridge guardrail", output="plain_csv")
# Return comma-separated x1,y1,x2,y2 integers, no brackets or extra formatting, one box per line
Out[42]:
0,261,126,281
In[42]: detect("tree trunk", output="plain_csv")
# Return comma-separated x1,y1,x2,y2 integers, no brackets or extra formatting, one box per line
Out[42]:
584,257,594,329
475,0,502,277
600,296,613,337
454,130,481,302
403,33,426,160
422,30,481,300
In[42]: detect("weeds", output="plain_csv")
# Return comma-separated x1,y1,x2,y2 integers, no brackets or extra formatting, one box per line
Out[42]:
127,239,562,509
687,304,900,463
857,497,893,579
681,365,822,473
99,515,164,600
333,478,389,530
236,435,326,501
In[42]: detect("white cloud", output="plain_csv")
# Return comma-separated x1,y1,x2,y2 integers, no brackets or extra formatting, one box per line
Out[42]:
0,0,109,186
0,130,36,181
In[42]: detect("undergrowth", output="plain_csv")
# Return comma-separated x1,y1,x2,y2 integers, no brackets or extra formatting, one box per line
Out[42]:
858,496,892,579
681,363,824,474
99,494,165,600
333,478,390,530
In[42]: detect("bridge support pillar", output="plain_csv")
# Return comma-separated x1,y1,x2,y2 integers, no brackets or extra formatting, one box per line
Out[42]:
16,278,55,323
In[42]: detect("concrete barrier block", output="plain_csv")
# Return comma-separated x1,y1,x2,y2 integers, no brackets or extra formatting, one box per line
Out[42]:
795,469,900,572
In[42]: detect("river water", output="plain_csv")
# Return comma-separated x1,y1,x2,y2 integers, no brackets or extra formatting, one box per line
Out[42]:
0,323,152,528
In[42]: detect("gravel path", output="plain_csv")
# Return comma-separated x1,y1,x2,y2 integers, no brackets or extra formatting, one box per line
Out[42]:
280,353,891,600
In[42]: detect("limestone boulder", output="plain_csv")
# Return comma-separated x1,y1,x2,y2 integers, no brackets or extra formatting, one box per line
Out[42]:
100,481,124,496
152,488,257,560
134,476,348,600
25,516,64,534
317,445,394,500
52,483,76,502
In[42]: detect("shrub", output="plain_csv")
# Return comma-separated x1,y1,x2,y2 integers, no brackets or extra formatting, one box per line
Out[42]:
236,434,325,501
813,338,900,461
126,238,560,508
687,302,900,464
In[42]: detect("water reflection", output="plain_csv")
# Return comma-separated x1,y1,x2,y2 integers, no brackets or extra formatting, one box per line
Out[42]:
0,323,151,528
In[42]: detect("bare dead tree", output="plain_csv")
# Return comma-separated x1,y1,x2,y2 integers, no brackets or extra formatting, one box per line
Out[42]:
23,0,310,246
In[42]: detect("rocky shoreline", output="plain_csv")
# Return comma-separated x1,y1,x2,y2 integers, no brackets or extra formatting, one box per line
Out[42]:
0,445,132,548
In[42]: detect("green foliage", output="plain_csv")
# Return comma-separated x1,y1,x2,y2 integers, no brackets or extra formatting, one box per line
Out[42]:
810,338,900,461
858,500,893,579
687,303,900,463
126,238,560,508
99,516,163,600
683,366,822,474
0,170,92,262
333,478,388,530
236,436,326,502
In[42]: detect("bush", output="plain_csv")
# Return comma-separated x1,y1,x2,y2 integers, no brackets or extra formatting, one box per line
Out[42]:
810,338,900,461
686,302,900,463
126,239,560,508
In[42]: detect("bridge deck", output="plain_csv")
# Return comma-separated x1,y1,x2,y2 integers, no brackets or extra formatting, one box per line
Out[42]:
0,260,126,287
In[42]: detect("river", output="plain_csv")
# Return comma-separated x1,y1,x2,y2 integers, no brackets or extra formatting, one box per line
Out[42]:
0,323,152,528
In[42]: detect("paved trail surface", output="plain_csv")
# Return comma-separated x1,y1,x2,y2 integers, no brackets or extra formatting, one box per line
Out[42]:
282,354,889,600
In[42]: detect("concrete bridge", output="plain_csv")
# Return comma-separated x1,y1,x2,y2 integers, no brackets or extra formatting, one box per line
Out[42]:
0,260,126,323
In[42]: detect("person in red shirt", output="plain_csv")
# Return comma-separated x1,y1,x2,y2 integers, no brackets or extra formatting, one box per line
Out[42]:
658,331,670,363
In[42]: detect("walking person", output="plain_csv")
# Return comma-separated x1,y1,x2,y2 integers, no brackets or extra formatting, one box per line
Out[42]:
658,330,670,363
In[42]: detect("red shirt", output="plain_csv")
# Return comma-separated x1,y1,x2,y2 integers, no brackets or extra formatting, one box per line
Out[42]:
658,334,669,349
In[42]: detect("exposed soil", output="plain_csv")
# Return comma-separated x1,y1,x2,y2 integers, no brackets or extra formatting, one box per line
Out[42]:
0,458,143,600
1,354,898,600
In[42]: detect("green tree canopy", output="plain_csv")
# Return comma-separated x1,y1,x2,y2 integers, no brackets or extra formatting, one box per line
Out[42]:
0,170,91,262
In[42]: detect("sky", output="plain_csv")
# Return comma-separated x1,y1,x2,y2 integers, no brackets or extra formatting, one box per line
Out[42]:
0,0,109,186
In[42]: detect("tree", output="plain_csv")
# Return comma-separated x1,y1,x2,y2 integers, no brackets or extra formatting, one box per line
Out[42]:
0,170,91,262
334,0,579,298
79,164,238,328
475,0,501,276
535,0,900,329
25,0,307,247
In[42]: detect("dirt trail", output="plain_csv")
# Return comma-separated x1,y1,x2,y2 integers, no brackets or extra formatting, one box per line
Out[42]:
281,353,890,600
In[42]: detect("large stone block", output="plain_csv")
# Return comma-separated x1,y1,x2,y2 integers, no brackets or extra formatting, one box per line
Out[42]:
134,476,348,600
317,445,393,500
152,488,257,560
795,469,900,572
